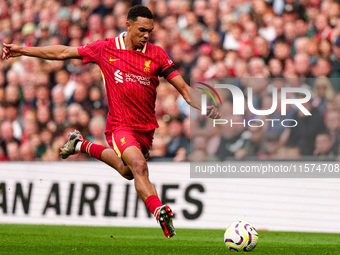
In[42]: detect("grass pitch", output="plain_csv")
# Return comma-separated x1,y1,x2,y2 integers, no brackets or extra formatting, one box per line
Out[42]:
0,224,340,254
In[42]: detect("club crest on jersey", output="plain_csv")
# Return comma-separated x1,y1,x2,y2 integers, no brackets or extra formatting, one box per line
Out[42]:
144,60,151,73
121,137,126,146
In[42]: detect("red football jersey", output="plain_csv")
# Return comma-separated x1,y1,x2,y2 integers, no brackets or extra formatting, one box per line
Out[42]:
77,32,179,131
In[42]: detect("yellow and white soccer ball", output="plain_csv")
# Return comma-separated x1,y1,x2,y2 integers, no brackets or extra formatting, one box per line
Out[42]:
224,221,258,252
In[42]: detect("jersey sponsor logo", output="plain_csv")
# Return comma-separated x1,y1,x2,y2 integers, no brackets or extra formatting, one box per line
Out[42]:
126,73,151,86
109,58,120,62
114,69,151,86
144,60,151,73
114,70,123,83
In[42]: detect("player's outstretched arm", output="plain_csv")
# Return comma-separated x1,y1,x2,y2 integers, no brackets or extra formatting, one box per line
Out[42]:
167,75,220,119
2,43,81,60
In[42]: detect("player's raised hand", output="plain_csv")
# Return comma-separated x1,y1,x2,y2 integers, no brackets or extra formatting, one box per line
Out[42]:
206,105,221,119
2,43,22,60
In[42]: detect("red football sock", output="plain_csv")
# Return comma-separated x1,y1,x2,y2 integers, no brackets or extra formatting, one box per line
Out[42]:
80,140,106,160
145,195,163,220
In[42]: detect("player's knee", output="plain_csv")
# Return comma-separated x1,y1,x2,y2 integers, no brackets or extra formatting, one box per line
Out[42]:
131,159,148,177
119,165,134,180
123,173,134,180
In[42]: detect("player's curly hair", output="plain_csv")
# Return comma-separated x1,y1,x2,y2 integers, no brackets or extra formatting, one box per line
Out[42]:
127,5,153,22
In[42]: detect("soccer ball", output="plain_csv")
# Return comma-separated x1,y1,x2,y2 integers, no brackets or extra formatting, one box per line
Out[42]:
224,221,258,252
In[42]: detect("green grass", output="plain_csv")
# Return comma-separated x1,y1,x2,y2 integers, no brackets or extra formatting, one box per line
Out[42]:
0,224,339,254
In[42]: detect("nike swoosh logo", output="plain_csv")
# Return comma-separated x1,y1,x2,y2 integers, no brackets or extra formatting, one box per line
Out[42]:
109,58,120,61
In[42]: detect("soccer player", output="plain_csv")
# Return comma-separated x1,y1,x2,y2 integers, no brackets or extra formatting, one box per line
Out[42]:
2,5,219,238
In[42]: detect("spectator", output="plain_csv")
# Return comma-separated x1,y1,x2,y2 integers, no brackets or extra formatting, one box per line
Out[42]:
35,23,51,47
21,119,39,145
36,128,53,159
314,133,337,159
188,149,207,162
273,40,291,62
314,13,332,42
325,109,340,154
66,103,83,127
6,104,22,144
150,137,168,161
329,37,340,88
84,14,105,39
272,16,285,42
5,85,20,105
274,146,302,160
0,120,19,158
166,119,186,158
89,0,106,17
312,76,335,114
235,126,266,160
294,37,309,55
315,58,332,77
154,119,171,144
215,115,247,161
35,84,51,109
54,7,71,44
0,105,6,122
319,39,332,58
257,131,282,160
21,22,36,47
295,17,309,38
21,83,36,114
0,147,6,161
51,85,67,107
52,105,68,131
36,105,52,129
283,22,296,47
293,53,311,78
287,96,326,156
248,57,267,76
6,140,21,161
223,23,243,51
254,36,272,64
69,83,92,111
86,116,107,146
268,58,283,77
20,141,36,161
306,37,320,57
54,69,77,101
77,110,91,138
180,12,199,46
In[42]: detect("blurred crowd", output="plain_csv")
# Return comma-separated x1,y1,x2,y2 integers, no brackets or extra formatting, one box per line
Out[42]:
1,0,340,162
